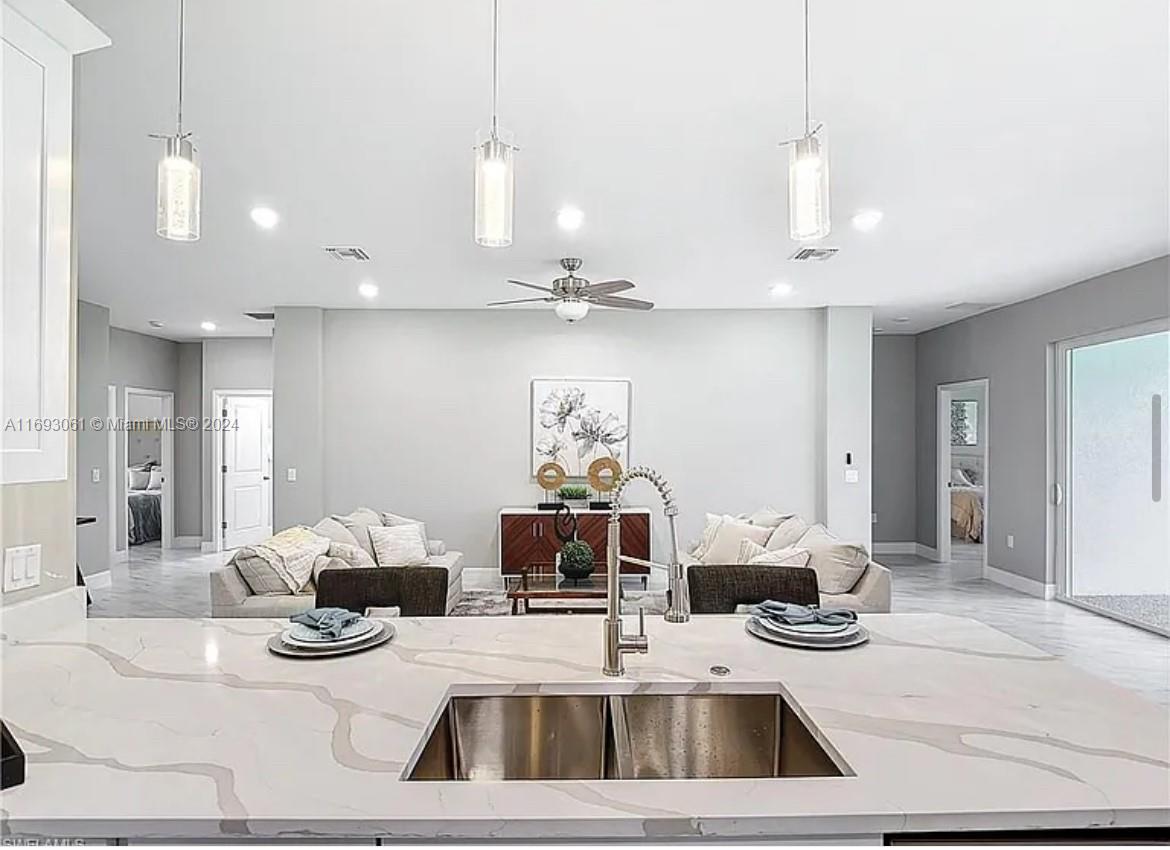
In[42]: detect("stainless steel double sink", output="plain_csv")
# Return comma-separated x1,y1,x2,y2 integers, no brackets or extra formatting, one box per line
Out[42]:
405,691,848,781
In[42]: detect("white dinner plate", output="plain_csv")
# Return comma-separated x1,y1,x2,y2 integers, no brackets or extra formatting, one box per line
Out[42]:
282,617,378,648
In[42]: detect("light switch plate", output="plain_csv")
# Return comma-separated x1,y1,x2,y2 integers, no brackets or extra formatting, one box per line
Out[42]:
4,544,42,592
286,468,297,482
1006,534,1015,549
91,467,102,483
844,469,860,484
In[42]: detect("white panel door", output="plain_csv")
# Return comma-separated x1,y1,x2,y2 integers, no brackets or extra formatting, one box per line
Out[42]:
222,396,273,549
1,7,74,482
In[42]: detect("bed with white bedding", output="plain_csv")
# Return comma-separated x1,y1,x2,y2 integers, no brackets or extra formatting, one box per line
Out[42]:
127,465,163,545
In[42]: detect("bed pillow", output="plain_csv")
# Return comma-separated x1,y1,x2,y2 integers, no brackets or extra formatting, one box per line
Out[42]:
127,467,150,491
369,524,429,567
148,468,163,490
702,520,772,565
796,524,869,594
766,515,810,550
950,467,974,487
331,508,384,560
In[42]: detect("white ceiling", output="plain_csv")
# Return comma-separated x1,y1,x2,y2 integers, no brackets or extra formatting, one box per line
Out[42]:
70,0,1169,339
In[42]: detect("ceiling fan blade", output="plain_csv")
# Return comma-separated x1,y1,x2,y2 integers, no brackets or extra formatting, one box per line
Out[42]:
487,297,554,307
507,279,554,293
587,295,654,311
584,279,635,296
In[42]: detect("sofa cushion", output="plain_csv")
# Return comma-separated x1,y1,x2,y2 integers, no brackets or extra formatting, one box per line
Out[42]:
766,515,810,550
327,541,376,567
369,524,428,567
427,539,446,557
796,524,869,594
736,539,811,568
702,520,772,565
233,526,330,595
332,508,384,559
313,517,361,548
427,550,464,586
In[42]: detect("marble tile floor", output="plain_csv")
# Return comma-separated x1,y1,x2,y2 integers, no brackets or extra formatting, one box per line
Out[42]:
85,549,1168,705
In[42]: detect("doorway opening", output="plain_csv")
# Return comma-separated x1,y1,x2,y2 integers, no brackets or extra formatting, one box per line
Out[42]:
936,379,989,575
213,391,273,552
122,387,175,558
1054,320,1168,635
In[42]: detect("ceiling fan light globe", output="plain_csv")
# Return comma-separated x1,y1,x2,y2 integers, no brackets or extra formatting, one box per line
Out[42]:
555,299,590,323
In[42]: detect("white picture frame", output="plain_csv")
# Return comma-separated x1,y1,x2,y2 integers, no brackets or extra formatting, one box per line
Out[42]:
531,378,631,477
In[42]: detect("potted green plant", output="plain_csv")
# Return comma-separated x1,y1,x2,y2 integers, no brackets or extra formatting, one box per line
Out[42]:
557,483,589,508
558,539,595,582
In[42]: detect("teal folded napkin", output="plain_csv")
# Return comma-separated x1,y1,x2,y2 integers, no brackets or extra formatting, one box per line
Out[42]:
290,607,361,639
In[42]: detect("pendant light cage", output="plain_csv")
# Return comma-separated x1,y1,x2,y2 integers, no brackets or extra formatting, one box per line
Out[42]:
782,0,830,241
154,0,200,241
474,0,516,247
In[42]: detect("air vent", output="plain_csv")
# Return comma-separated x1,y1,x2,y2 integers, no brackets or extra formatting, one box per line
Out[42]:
945,301,999,312
323,245,371,262
789,246,838,262
244,311,275,321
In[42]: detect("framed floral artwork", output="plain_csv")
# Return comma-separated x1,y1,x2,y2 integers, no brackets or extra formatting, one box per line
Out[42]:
531,378,631,477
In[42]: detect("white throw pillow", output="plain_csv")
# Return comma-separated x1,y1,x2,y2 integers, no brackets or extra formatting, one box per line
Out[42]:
747,507,789,528
381,512,429,549
426,539,446,557
796,524,869,594
326,541,376,567
313,517,361,548
127,467,150,491
332,508,383,560
692,513,736,559
369,524,428,567
702,520,772,565
750,546,812,568
148,468,163,489
766,515,810,550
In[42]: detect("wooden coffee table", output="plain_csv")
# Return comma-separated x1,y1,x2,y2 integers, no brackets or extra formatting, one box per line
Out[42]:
505,567,609,615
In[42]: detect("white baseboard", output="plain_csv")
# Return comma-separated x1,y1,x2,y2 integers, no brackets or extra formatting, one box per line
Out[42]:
85,569,112,590
873,542,917,555
200,541,219,554
916,543,941,561
172,535,201,549
0,586,87,638
984,564,1056,599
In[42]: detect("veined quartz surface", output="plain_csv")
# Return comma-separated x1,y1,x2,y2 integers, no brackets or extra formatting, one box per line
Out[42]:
1,613,1167,841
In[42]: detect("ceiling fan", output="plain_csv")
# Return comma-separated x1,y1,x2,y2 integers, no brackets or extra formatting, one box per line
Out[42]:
487,258,654,323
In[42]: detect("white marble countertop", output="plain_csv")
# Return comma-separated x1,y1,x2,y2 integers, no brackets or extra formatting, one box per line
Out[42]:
1,613,1167,841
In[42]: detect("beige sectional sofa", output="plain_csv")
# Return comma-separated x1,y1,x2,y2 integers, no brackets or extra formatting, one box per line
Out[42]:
209,508,464,618
681,509,891,613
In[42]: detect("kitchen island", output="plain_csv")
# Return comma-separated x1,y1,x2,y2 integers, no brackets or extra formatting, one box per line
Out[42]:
1,612,1167,843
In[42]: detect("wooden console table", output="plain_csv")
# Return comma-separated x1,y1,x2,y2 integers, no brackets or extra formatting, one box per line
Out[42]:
498,507,651,581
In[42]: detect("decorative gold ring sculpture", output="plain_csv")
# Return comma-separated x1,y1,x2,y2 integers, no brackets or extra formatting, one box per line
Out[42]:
587,457,622,492
536,462,567,491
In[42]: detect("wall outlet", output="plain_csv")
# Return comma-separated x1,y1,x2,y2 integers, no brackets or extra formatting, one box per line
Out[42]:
91,467,101,483
1006,534,1015,549
286,468,297,482
4,544,42,592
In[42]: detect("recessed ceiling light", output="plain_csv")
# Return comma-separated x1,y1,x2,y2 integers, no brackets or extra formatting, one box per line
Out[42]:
556,206,584,232
770,282,795,298
851,209,883,232
148,320,165,328
250,206,280,229
358,281,379,299
892,317,910,324
200,321,217,332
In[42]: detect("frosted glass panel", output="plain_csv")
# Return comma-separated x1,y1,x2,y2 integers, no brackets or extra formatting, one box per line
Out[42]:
1067,330,1169,630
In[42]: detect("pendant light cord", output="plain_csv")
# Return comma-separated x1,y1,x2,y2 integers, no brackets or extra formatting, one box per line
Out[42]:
490,0,500,137
803,0,810,136
176,0,186,136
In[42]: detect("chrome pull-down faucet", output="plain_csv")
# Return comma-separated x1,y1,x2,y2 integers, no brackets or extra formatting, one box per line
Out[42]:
603,466,689,676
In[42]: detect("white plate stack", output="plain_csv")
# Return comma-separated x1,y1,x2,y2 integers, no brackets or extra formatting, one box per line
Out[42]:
267,617,395,658
745,614,869,650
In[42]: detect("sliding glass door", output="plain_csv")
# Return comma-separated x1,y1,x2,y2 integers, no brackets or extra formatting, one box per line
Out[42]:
1055,321,1169,635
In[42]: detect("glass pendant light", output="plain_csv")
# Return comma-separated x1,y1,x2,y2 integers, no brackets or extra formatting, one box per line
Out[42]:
153,0,200,241
783,0,830,241
474,0,516,247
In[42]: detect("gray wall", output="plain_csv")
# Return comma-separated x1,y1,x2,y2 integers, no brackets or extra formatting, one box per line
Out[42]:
200,338,273,542
872,335,917,544
176,342,203,538
76,300,111,575
915,256,1170,583
274,308,873,569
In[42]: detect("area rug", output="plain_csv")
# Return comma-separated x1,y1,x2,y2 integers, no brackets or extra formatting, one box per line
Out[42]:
449,590,510,617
